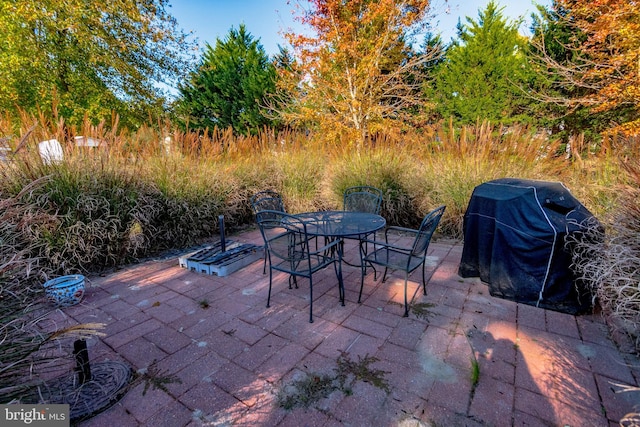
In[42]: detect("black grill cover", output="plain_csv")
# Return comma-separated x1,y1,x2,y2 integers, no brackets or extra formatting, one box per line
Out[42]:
458,178,598,314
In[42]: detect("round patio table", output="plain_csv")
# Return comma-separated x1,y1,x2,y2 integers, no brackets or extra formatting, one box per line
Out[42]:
292,211,386,238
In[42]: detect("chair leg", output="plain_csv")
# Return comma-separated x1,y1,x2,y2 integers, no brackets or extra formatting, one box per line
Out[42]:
370,233,379,280
422,261,427,295
308,276,314,323
262,251,267,275
358,237,366,274
334,259,345,306
403,273,409,317
358,261,366,303
266,269,273,308
382,267,389,283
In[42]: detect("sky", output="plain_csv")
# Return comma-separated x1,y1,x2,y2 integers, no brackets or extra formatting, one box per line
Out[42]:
168,0,552,57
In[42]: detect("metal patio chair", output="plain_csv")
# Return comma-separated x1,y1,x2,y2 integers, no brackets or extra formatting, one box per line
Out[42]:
251,190,285,214
343,185,383,215
256,210,344,323
342,185,384,268
359,205,446,317
251,190,286,274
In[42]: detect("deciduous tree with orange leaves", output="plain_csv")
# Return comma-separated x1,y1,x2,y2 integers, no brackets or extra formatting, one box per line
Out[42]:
535,0,640,136
275,0,439,145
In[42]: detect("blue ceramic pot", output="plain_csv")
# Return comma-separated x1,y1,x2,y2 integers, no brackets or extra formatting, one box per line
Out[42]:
43,275,85,307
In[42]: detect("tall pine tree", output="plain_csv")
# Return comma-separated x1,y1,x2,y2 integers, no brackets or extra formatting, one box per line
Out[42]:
427,1,535,125
176,24,277,135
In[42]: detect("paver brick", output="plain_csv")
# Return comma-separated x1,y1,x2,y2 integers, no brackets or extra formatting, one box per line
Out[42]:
178,382,240,414
70,238,640,427
341,313,394,340
77,402,138,427
594,372,639,424
121,383,175,423
116,337,169,370
258,342,310,382
313,327,362,358
376,342,418,367
145,301,187,323
513,386,558,425
387,317,428,349
212,361,269,406
233,332,289,371
145,326,193,354
162,350,228,398
424,369,472,414
103,318,164,348
580,341,637,384
142,400,192,427
468,376,515,426
218,316,269,345
200,329,248,360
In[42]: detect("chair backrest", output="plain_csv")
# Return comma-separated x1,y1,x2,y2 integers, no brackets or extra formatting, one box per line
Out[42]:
343,186,383,215
255,210,308,262
251,190,285,215
411,205,446,257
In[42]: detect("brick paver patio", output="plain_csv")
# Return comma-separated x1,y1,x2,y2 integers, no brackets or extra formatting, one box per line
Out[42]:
60,228,640,426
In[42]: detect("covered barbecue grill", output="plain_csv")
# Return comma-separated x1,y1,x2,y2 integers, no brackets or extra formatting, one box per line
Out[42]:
458,178,599,314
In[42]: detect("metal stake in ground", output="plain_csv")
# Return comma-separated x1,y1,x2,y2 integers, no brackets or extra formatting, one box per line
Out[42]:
219,215,226,252
73,339,91,384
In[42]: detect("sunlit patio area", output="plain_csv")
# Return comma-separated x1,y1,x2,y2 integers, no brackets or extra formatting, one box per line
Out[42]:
62,228,640,426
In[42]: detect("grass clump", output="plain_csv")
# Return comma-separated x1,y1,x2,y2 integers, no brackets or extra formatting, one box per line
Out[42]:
411,302,437,321
0,182,104,403
470,358,480,389
329,148,421,227
335,352,390,394
277,372,337,410
276,351,389,410
134,359,182,396
569,154,640,352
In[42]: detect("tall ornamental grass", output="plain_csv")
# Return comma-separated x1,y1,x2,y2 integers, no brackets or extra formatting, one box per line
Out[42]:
0,115,627,275
0,181,103,403
569,150,640,350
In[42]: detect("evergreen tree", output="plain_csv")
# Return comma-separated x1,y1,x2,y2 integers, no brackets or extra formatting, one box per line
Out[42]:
427,1,535,125
419,32,446,122
176,25,277,135
420,32,446,70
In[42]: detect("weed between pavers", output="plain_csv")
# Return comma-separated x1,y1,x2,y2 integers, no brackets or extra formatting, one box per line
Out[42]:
276,351,390,410
277,372,337,410
134,359,182,396
387,301,436,321
411,302,436,320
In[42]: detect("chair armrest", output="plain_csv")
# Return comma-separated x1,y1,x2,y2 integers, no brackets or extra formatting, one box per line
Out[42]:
310,237,342,256
385,225,418,238
359,238,411,253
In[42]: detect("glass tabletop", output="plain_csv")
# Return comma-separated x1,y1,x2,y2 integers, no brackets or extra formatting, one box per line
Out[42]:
293,211,386,237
